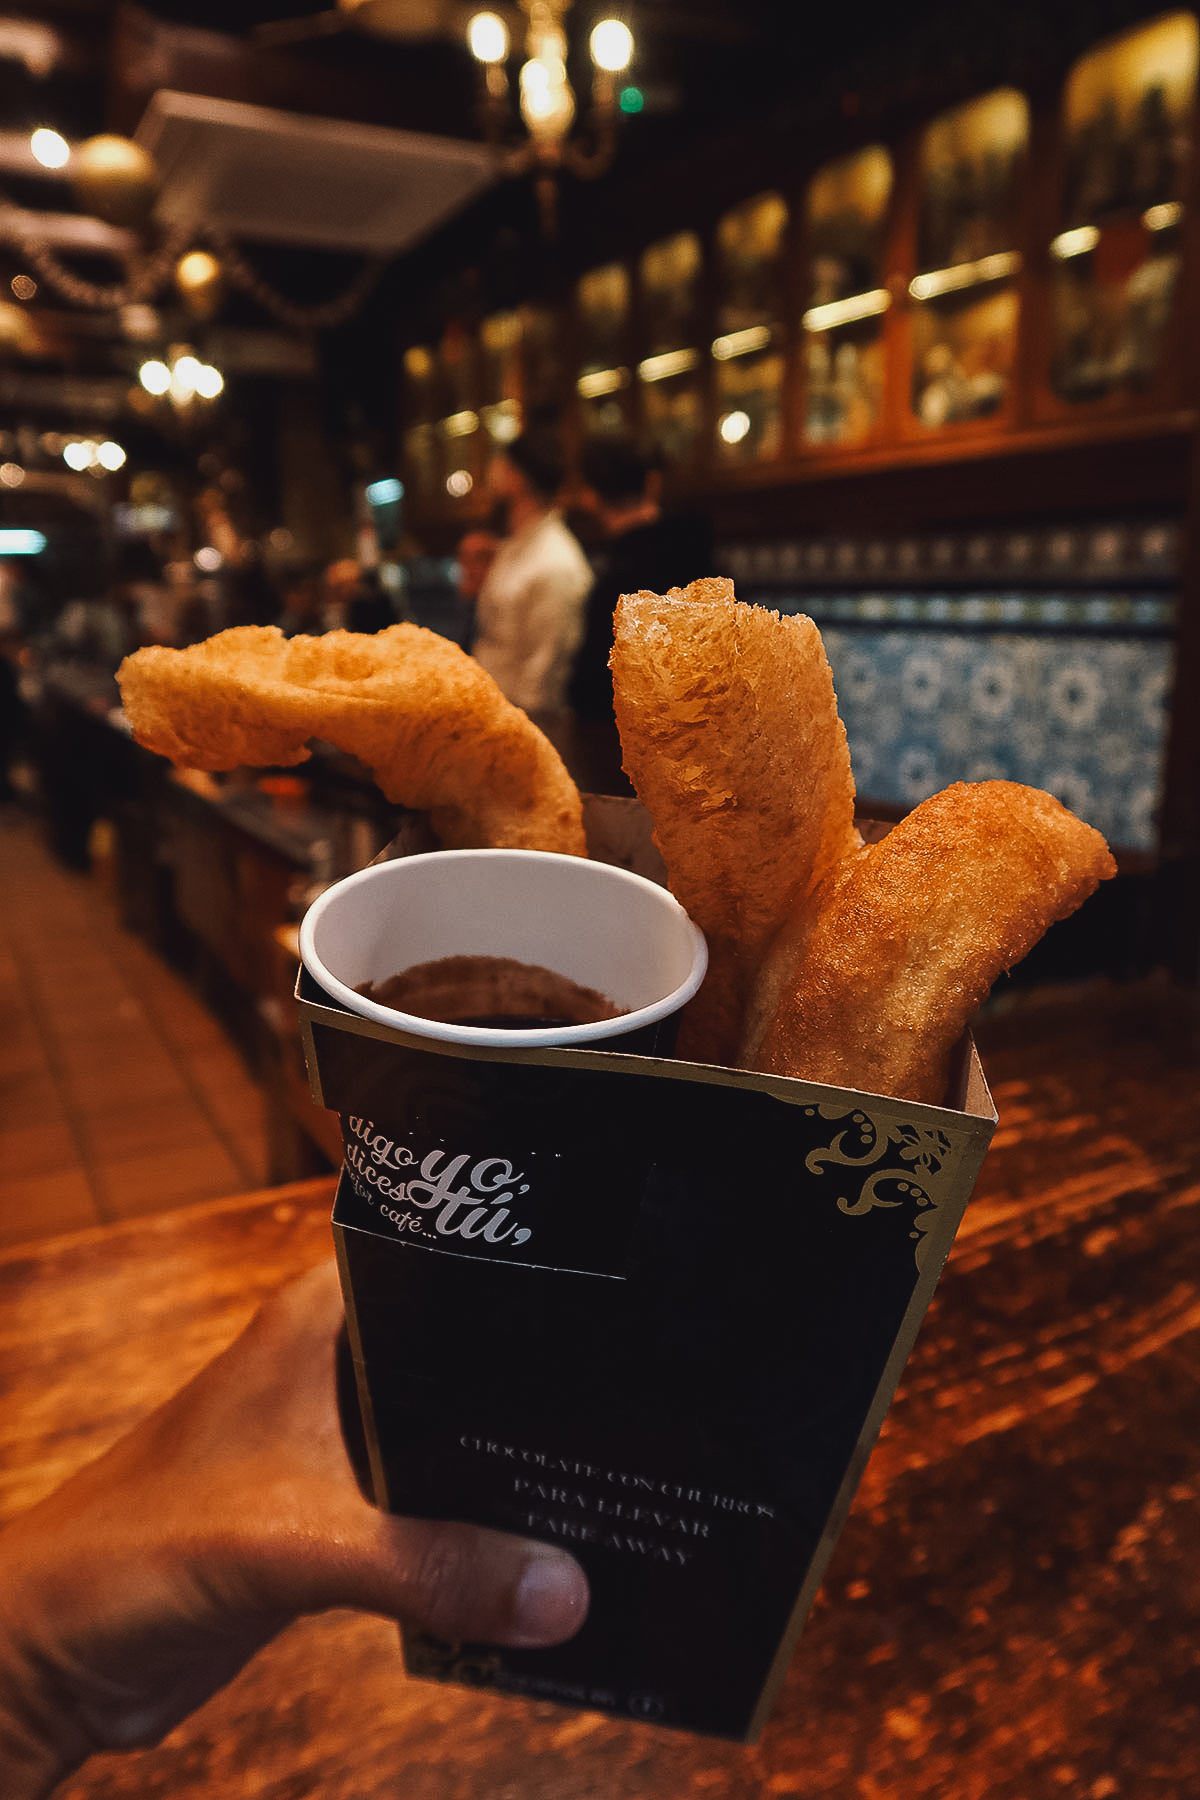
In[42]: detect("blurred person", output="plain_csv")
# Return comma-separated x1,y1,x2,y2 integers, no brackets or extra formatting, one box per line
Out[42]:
113,540,175,646
0,1262,588,1798
472,429,591,717
276,566,325,639
320,557,360,632
322,559,397,635
52,585,144,671
348,567,404,634
223,544,281,630
454,527,499,650
568,437,712,725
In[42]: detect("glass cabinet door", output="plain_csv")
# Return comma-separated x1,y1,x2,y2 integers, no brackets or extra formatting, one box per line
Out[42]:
802,146,893,447
576,263,632,438
637,230,703,465
910,88,1028,429
713,191,788,463
1051,12,1198,401
478,310,522,486
437,324,479,503
520,303,563,415
402,345,440,508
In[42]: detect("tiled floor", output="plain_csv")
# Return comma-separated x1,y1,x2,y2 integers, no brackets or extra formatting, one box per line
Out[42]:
0,804,270,1248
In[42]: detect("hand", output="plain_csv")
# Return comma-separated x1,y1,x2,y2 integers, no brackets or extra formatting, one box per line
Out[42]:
0,1262,588,1798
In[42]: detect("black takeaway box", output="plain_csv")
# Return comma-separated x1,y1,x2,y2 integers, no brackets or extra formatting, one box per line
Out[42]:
295,797,997,1742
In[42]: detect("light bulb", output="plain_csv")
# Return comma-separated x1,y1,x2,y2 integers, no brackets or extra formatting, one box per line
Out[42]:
139,360,170,395
172,355,202,395
521,57,550,99
519,57,575,135
590,19,633,71
1144,201,1182,231
30,128,69,169
467,11,508,62
97,441,126,471
1050,225,1099,261
719,410,751,445
194,364,224,399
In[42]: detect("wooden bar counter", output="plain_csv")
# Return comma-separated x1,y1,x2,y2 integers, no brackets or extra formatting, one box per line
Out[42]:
1,980,1197,1798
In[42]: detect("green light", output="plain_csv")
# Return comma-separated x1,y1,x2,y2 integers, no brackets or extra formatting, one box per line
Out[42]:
619,85,643,114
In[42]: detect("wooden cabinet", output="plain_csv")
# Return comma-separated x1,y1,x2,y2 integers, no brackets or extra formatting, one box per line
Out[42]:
400,10,1200,518
395,11,1200,974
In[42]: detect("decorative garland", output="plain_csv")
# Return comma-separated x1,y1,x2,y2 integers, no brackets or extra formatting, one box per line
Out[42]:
2,214,193,311
204,230,388,332
0,204,388,332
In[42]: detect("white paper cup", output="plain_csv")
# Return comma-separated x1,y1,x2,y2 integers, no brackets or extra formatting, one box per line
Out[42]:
299,849,707,1050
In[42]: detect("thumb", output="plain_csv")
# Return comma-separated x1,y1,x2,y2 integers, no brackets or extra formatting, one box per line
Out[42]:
352,1516,590,1648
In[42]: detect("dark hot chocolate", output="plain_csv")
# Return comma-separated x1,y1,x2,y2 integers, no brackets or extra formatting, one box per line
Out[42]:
356,954,627,1030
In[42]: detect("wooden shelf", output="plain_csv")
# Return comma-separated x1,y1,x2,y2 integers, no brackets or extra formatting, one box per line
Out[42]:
704,411,1196,537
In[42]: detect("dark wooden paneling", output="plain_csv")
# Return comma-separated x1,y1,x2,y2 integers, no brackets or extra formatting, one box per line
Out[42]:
705,417,1193,537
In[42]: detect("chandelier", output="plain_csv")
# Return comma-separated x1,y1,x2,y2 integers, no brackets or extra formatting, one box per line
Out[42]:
137,345,225,410
467,3,635,232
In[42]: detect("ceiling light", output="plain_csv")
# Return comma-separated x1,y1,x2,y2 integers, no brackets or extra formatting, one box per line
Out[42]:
637,347,699,383
446,469,473,497
712,325,772,361
174,249,223,320
139,360,171,395
467,11,508,63
172,354,202,396
193,364,224,399
63,441,92,471
718,410,751,445
1144,201,1182,231
520,54,575,137
481,399,521,442
71,134,159,229
909,251,1020,302
577,367,628,398
141,350,224,405
29,128,69,170
472,1,636,233
97,441,126,471
802,289,891,333
194,545,222,571
590,19,634,72
1050,226,1099,260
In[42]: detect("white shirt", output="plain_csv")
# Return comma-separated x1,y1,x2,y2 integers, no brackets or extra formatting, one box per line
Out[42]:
473,511,592,713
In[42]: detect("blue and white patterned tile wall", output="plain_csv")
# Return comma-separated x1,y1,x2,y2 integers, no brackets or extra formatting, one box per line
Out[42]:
806,607,1172,851
719,522,1177,854
721,521,1179,590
